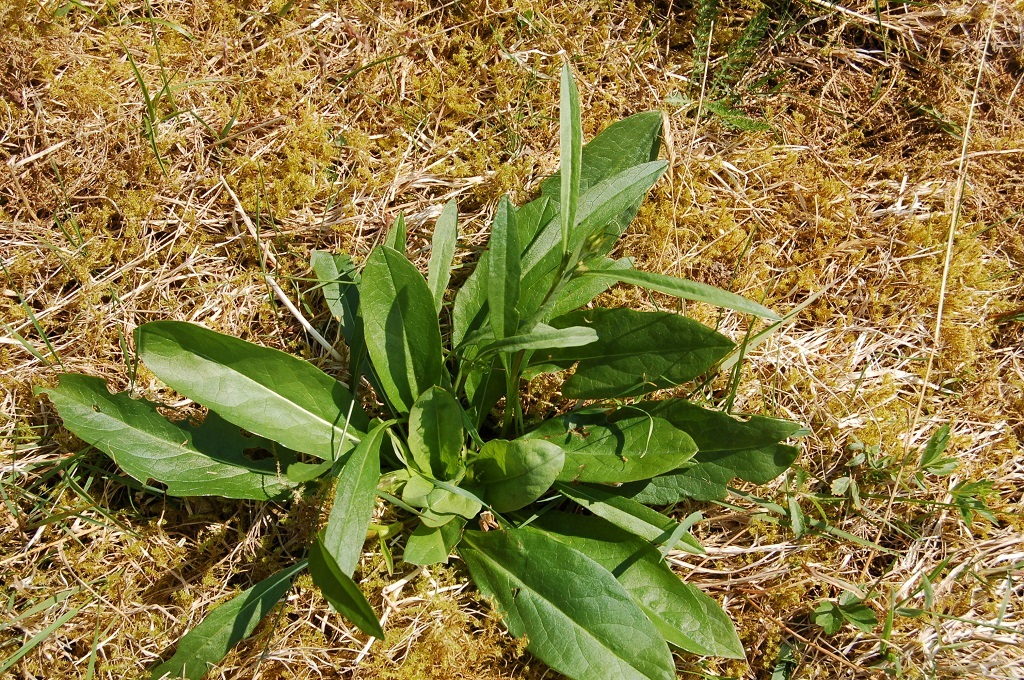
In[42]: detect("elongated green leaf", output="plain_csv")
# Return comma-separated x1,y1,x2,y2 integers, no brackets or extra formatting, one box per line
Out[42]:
136,321,368,461
455,110,662,351
579,268,779,320
472,439,564,512
420,487,482,527
517,162,668,321
310,251,360,346
555,482,702,554
460,526,674,680
479,323,597,356
408,387,464,480
548,256,632,319
559,63,582,255
403,518,466,566
621,400,800,503
527,512,744,659
427,199,458,313
310,251,383,396
521,407,697,483
488,196,520,341
384,212,406,252
360,246,444,413
309,538,385,639
322,423,388,577
150,561,305,680
541,111,663,203
42,374,295,500
544,308,734,399
568,161,667,256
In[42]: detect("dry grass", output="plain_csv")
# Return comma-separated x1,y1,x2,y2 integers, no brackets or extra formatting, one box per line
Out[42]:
2,0,1023,678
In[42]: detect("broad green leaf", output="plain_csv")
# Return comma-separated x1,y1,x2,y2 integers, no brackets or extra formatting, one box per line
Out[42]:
621,400,801,503
42,374,295,500
487,196,520,341
136,321,368,461
579,268,780,320
472,439,564,512
309,538,385,639
545,308,734,399
403,518,466,566
455,110,662,350
427,199,458,313
559,63,582,255
150,561,305,680
460,526,674,680
555,483,702,554
813,600,844,635
478,323,597,357
528,512,744,659
408,387,464,480
521,407,697,483
360,246,444,414
384,212,406,252
321,423,388,577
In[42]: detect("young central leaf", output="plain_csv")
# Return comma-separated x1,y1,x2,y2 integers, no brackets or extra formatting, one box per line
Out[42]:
487,196,520,341
460,526,675,680
472,439,564,512
360,246,444,414
408,387,464,480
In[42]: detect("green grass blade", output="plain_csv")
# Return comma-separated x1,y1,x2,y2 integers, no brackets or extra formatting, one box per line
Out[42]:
580,267,780,320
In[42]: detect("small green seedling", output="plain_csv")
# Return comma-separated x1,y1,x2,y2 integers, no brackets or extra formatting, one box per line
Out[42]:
41,65,801,680
813,592,878,635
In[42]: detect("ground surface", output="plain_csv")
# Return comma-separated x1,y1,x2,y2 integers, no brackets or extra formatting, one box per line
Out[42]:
2,0,1023,678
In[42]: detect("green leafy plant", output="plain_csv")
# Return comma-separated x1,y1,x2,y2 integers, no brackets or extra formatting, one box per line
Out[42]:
813,592,878,635
40,65,802,680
